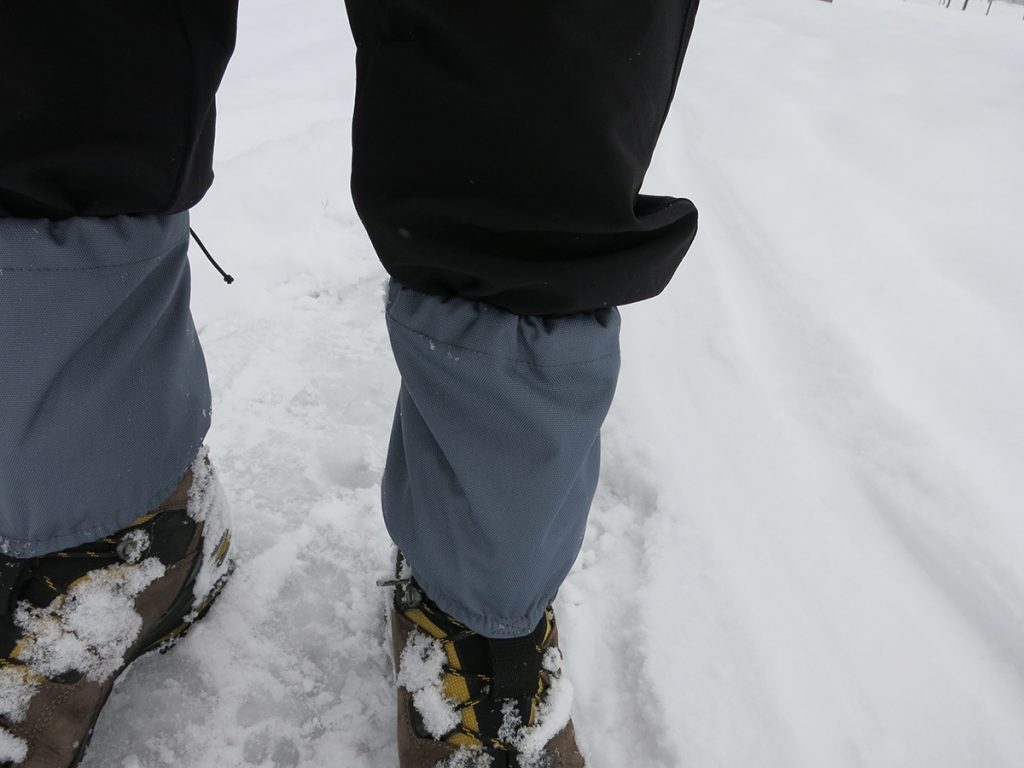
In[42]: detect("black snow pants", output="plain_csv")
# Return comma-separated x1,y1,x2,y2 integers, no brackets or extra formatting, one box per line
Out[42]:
1,1,699,630
1,0,700,316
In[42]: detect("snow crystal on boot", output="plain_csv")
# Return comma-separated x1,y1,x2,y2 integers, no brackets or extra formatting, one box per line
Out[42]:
498,698,523,745
435,747,494,768
186,448,233,610
397,630,460,739
116,528,151,563
0,727,28,764
0,667,36,722
13,558,165,681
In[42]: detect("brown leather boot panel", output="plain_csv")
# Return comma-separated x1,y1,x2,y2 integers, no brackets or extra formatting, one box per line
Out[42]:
392,608,465,766
149,470,193,515
11,678,109,768
546,720,586,768
7,527,206,768
132,525,204,637
2,457,232,768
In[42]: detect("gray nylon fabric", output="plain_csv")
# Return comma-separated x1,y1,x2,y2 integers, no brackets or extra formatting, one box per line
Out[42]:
0,213,211,557
383,281,621,638
0,218,618,635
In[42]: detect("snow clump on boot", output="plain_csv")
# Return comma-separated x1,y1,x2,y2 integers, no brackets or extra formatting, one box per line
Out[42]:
397,629,461,738
435,747,494,768
0,727,28,764
13,558,165,681
0,667,36,723
186,447,233,611
501,647,575,767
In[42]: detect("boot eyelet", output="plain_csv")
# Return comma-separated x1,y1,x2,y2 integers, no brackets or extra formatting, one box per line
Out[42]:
116,530,151,563
398,583,423,610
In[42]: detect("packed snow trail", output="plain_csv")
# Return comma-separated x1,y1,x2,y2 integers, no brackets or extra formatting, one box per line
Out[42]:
82,1,1024,766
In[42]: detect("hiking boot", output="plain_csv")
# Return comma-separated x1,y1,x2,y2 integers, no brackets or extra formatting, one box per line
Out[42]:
0,452,233,768
383,555,585,768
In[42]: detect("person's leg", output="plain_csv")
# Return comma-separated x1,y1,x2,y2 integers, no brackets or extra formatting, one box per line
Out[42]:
0,0,238,552
0,0,238,550
346,0,700,637
0,214,210,556
0,4,238,766
345,0,701,763
383,282,621,638
0,216,236,768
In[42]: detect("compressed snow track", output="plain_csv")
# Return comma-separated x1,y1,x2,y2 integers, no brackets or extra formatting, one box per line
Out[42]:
81,0,1024,766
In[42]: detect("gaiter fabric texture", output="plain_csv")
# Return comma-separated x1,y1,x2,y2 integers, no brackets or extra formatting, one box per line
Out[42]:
383,281,621,638
0,213,210,557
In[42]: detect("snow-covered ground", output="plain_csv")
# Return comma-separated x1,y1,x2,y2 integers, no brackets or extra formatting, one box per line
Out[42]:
83,1,1024,766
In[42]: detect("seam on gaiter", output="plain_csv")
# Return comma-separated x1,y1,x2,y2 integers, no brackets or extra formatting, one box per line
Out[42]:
386,311,619,370
0,236,186,273
0,440,201,557
411,568,548,639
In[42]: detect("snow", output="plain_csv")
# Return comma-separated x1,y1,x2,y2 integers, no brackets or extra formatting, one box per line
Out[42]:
492,647,574,765
15,559,166,682
436,749,494,768
396,631,461,739
186,449,234,610
513,648,575,763
498,700,521,746
0,727,27,764
0,668,35,722
116,529,151,565
77,0,1024,766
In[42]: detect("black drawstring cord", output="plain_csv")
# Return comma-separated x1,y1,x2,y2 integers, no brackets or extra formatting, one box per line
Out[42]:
189,227,235,284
